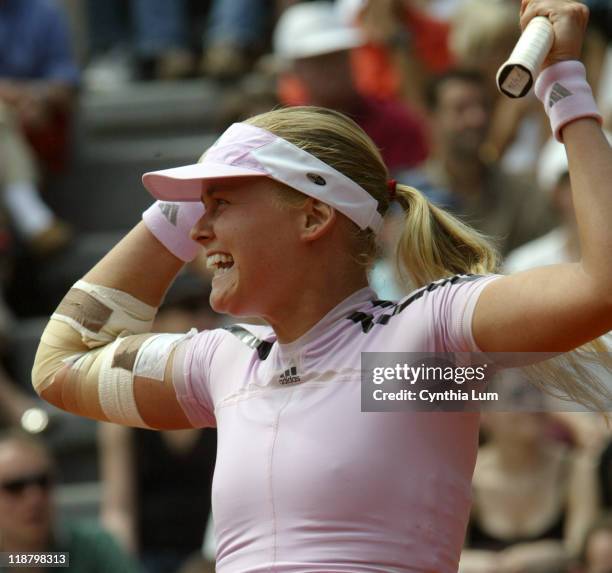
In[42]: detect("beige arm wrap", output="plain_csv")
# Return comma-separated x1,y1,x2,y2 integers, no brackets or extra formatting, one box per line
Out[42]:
32,280,195,429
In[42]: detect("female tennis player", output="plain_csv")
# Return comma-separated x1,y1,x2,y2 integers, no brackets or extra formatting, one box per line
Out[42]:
32,1,611,571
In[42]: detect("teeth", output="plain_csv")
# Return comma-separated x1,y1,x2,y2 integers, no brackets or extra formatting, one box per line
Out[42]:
206,253,234,273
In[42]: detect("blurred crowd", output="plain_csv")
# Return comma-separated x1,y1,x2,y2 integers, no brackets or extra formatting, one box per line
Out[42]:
1,1,612,572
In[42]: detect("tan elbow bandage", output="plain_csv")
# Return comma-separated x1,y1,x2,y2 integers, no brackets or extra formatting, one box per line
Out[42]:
33,281,195,427
51,280,157,347
98,331,194,426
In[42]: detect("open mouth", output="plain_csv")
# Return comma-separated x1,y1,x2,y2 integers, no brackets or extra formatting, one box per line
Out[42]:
206,253,235,276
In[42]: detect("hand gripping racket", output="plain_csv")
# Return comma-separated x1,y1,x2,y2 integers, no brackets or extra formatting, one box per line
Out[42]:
496,16,554,98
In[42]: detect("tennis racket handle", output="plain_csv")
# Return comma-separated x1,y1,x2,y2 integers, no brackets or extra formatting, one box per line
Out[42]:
496,16,554,98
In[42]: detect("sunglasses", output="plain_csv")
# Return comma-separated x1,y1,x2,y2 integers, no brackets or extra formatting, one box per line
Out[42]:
0,472,53,496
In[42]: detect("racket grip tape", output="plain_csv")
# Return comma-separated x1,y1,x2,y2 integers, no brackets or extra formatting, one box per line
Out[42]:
496,16,554,98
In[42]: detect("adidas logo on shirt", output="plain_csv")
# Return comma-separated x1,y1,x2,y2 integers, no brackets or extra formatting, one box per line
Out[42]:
279,366,301,385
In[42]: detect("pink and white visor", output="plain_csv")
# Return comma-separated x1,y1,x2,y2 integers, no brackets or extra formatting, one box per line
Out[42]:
142,122,383,234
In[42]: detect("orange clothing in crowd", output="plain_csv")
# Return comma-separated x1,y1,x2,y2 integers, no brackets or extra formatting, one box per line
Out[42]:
351,5,455,100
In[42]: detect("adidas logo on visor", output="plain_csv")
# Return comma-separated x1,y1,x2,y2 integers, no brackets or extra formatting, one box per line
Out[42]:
279,366,301,385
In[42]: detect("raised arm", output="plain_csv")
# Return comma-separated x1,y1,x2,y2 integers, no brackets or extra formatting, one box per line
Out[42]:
31,208,203,429
82,222,184,306
473,0,612,353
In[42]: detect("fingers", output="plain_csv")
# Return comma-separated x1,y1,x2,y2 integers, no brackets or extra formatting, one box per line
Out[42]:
520,0,589,31
520,0,529,18
518,0,590,65
520,0,552,31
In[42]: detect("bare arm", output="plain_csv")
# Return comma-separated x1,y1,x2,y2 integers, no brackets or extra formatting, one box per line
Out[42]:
490,451,594,573
564,449,600,555
0,79,76,129
474,0,612,353
83,222,184,306
99,423,138,554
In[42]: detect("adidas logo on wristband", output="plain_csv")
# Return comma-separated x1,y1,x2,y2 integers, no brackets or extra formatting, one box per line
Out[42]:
548,82,572,108
535,61,602,142
159,202,179,225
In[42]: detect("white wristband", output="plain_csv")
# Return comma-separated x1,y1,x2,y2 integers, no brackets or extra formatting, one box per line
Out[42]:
534,60,602,142
142,201,204,262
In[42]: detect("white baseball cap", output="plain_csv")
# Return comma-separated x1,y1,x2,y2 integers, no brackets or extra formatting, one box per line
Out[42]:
274,1,364,61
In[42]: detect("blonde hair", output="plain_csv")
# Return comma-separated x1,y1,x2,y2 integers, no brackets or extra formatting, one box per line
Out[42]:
245,106,610,413
245,106,498,284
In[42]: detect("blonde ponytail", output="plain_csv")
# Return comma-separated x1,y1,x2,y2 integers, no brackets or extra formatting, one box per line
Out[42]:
520,339,612,415
244,106,610,413
394,184,499,288
393,185,610,414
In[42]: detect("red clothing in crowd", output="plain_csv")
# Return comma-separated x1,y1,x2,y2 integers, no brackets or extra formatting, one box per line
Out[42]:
277,77,428,172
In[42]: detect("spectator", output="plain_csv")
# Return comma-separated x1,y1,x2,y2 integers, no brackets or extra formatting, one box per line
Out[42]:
449,0,546,175
84,0,195,85
0,0,78,253
201,0,272,80
337,0,459,112
0,104,69,254
99,424,217,573
505,133,612,273
408,68,555,255
504,135,579,270
460,413,600,573
274,1,429,175
449,0,518,87
0,428,139,573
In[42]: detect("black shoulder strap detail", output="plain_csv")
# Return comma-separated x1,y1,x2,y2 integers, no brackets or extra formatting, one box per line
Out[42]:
347,311,375,333
394,274,482,314
371,299,395,308
222,325,274,360
348,274,485,333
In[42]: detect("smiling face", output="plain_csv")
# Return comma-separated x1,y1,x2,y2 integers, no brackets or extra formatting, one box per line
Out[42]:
191,177,307,318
